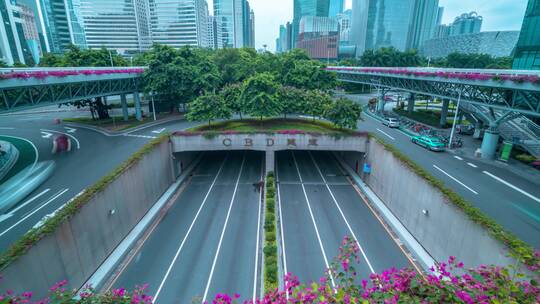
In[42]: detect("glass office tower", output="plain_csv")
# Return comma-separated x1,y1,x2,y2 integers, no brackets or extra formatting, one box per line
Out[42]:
513,0,540,70
328,0,343,17
80,0,151,53
292,0,329,47
364,0,415,51
214,0,245,48
39,0,86,53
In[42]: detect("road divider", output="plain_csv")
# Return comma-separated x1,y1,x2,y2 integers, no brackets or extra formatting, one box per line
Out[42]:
263,171,278,293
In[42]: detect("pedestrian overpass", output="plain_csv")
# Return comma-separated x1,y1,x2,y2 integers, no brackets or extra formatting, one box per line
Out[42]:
328,66,540,159
0,67,145,120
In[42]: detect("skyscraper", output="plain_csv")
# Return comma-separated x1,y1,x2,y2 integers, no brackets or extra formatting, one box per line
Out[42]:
407,0,439,50
214,0,245,47
292,0,329,48
448,12,482,36
513,0,540,70
80,0,151,53
38,0,87,53
0,0,43,64
364,0,416,51
148,0,209,48
328,0,344,17
242,1,254,47
296,16,339,60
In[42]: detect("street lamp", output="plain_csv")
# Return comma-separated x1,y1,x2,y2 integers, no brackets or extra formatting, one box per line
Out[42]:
448,89,463,149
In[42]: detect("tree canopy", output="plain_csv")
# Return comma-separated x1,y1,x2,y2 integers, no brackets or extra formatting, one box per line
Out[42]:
186,93,231,125
39,44,128,67
240,73,282,119
324,98,362,129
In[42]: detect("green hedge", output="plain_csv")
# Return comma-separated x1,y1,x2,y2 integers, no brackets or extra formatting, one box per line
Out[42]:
264,172,279,292
369,134,539,275
0,135,170,270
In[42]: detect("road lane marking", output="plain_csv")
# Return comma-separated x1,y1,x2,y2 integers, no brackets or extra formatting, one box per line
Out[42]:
0,188,68,238
253,155,264,302
308,152,376,274
275,161,288,300
0,127,14,130
124,134,157,139
512,203,540,223
467,162,477,168
203,153,246,302
41,129,80,149
1,189,51,221
40,131,53,139
433,165,478,195
64,127,77,133
483,171,540,203
152,128,166,134
153,155,228,303
376,128,395,140
453,156,463,161
291,151,336,288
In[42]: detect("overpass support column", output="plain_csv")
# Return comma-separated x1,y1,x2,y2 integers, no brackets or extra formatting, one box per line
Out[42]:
439,99,450,128
120,94,129,121
377,90,385,114
480,126,500,159
407,93,415,114
134,92,142,121
265,150,275,175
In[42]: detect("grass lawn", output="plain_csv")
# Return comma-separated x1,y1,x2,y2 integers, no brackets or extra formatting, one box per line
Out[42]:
188,118,355,134
63,113,180,131
0,136,37,184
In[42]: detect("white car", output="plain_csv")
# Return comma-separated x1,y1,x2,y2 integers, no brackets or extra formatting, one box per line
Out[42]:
382,117,400,128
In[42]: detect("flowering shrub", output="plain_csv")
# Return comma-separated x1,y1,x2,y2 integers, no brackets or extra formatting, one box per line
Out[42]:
0,69,144,81
0,280,153,303
208,236,540,304
264,172,278,292
326,66,540,85
2,236,539,303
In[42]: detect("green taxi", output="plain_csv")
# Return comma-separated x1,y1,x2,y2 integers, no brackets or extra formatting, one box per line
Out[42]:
411,135,446,152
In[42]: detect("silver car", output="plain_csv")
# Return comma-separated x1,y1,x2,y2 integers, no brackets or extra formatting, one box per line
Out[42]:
382,117,400,128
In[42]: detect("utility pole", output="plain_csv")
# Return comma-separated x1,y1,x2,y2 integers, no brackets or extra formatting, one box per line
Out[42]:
448,89,463,149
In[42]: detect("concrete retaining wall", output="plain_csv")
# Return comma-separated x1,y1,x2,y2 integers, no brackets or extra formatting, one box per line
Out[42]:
349,139,520,269
171,133,368,153
0,140,179,296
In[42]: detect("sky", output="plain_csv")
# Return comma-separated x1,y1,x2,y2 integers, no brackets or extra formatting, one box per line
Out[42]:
208,0,529,51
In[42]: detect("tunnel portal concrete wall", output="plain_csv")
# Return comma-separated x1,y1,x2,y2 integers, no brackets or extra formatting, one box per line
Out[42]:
344,139,522,270
0,140,182,296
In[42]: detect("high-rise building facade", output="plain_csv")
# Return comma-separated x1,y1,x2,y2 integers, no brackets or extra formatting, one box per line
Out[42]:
296,15,339,60
214,0,246,47
337,9,351,43
38,0,86,53
407,0,439,50
148,0,209,48
328,0,343,17
448,12,482,36
79,0,151,53
207,15,223,49
364,0,416,51
513,0,540,70
292,0,329,48
0,0,44,64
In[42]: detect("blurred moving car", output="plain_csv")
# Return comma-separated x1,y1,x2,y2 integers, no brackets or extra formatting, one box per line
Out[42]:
456,124,475,135
411,135,446,152
382,117,400,128
52,134,71,154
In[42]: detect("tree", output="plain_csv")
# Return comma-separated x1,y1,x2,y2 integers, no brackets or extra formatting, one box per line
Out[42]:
282,60,336,91
186,93,231,125
359,47,424,67
39,53,63,67
241,73,282,120
213,48,258,86
0,60,7,68
324,98,362,129
277,86,307,118
12,62,27,68
221,83,244,118
303,90,333,120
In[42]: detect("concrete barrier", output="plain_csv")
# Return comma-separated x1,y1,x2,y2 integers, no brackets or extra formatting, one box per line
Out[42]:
0,139,189,296
339,139,525,271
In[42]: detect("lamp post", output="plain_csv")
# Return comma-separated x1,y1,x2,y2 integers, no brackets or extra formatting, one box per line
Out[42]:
448,89,463,149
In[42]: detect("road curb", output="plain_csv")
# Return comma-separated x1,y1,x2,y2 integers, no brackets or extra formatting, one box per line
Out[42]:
78,153,203,293
333,154,437,272
65,115,184,137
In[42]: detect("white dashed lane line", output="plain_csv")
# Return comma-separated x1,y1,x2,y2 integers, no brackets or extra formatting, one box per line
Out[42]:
376,128,395,140
433,165,479,195
453,156,463,161
467,162,478,168
482,171,540,204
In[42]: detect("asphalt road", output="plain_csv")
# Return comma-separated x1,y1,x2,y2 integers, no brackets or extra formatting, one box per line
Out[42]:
347,94,540,248
112,151,264,304
0,110,198,251
276,150,411,284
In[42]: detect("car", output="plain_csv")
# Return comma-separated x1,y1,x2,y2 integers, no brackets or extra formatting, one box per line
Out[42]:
382,117,400,128
411,135,446,152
